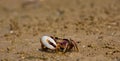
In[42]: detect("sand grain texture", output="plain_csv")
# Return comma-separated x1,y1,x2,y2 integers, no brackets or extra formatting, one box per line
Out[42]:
0,0,120,61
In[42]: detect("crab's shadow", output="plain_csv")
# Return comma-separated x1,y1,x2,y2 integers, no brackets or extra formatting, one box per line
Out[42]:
38,49,57,53
38,48,75,53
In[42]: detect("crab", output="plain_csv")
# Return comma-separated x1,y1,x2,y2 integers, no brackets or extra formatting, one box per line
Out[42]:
40,36,79,53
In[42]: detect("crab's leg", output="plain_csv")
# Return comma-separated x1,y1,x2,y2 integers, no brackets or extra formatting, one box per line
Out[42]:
71,39,79,52
63,43,69,53
73,45,76,50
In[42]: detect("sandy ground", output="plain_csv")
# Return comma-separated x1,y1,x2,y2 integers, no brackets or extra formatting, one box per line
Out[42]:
0,0,120,61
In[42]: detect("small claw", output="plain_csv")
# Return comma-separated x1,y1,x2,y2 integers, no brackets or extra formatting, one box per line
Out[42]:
63,43,69,53
41,36,57,49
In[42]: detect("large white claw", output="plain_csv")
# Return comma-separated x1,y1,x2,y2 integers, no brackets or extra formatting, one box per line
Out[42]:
41,36,57,49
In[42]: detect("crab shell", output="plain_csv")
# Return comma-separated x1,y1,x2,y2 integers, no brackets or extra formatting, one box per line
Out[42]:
41,36,57,49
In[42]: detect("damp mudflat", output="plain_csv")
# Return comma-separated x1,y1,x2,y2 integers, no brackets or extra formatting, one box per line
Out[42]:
0,0,120,61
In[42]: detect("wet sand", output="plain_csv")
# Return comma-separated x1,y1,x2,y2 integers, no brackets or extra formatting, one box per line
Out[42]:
0,0,120,61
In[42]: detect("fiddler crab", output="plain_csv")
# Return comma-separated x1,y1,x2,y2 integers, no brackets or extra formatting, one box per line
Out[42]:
40,36,79,53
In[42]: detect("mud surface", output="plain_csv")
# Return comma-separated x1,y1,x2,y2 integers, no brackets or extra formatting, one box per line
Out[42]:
0,0,120,61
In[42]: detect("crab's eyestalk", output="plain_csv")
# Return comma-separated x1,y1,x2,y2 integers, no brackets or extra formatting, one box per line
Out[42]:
41,36,57,49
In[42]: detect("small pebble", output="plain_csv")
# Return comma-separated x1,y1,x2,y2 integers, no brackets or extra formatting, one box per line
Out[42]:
82,45,86,48
10,30,14,34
